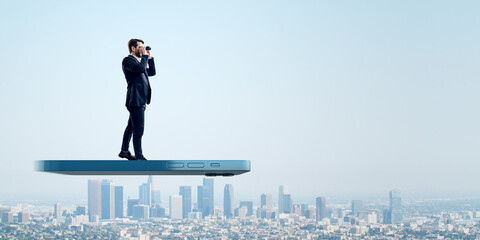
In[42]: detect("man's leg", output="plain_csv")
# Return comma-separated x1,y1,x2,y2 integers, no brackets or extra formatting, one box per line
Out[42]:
119,113,136,160
121,116,133,152
128,105,146,159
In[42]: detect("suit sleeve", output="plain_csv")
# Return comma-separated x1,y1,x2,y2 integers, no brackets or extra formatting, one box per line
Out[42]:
122,55,149,73
147,57,156,77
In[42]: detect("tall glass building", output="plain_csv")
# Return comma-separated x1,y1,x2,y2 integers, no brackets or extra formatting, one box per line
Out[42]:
179,186,192,219
115,186,123,218
169,195,183,219
88,179,102,221
351,200,363,217
316,196,326,221
224,184,234,219
202,178,214,217
139,183,151,207
389,190,403,224
261,193,272,210
101,180,114,219
278,185,288,213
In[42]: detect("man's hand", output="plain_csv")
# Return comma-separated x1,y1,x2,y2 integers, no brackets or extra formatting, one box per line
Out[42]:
140,46,147,56
146,49,152,59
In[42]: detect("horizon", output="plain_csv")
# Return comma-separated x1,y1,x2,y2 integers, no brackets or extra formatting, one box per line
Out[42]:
3,176,480,206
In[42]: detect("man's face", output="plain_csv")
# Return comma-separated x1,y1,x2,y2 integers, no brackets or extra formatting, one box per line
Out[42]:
132,42,145,57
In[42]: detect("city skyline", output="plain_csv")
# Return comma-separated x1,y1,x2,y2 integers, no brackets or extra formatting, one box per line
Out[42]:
3,193,480,239
2,1,480,202
83,177,406,222
5,177,480,239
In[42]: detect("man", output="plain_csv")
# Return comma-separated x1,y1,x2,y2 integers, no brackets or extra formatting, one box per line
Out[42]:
118,39,156,160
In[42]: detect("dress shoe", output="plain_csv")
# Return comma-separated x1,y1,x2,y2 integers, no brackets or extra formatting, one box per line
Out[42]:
136,156,148,160
118,151,136,160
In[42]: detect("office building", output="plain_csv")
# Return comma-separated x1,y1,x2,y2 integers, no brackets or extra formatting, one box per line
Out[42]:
133,205,149,220
127,199,140,217
179,186,192,219
18,212,29,223
390,190,403,224
101,180,115,219
150,205,166,218
152,190,161,206
54,203,62,219
201,178,214,217
170,195,183,219
240,201,254,216
282,194,292,214
236,206,248,218
197,186,203,211
1,212,12,223
293,204,301,215
367,211,378,224
278,185,288,213
351,200,363,217
115,186,123,218
304,209,314,219
148,176,155,190
261,193,272,210
139,183,151,207
88,179,102,221
76,206,86,216
383,209,392,224
224,184,234,219
316,196,326,221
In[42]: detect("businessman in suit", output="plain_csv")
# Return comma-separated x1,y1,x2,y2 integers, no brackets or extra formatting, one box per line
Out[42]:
118,38,156,160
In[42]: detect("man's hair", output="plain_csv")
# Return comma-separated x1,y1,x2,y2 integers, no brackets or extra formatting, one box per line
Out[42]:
128,39,144,53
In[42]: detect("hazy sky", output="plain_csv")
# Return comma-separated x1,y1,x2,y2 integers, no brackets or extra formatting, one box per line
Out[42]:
0,0,479,205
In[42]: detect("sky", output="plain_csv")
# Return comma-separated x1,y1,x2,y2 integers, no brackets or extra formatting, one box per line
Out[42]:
0,0,479,206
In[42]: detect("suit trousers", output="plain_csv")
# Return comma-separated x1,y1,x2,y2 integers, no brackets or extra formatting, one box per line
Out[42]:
121,105,146,158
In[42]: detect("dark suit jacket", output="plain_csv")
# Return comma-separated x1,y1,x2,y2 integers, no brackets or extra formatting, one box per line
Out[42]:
122,55,156,107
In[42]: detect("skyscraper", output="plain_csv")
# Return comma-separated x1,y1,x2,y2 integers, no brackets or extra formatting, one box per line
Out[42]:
236,206,248,218
389,190,403,224
148,176,154,190
133,205,149,220
152,190,161,206
127,199,140,217
197,185,203,211
115,186,123,218
224,184,234,219
351,200,363,217
76,206,86,215
383,209,392,224
282,194,292,213
367,211,378,224
18,212,29,223
150,205,166,218
88,179,102,221
54,203,62,219
293,204,301,215
202,178,214,217
240,201,254,216
139,183,151,207
148,176,161,206
1,212,12,223
316,196,326,221
101,180,115,219
278,185,288,213
169,195,183,219
261,193,272,210
179,186,192,219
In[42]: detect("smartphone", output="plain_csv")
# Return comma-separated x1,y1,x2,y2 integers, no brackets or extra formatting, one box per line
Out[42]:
37,160,250,176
